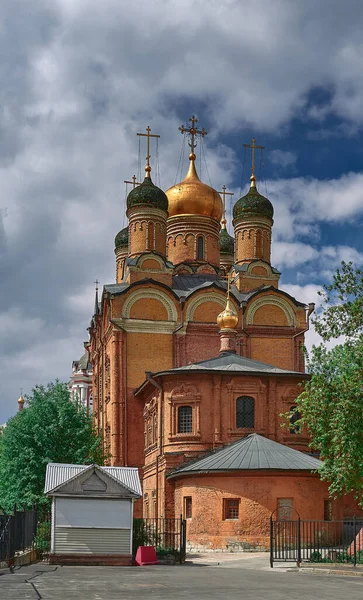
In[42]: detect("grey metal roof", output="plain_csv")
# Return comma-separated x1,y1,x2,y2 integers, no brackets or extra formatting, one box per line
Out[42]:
169,434,323,477
154,352,307,377
44,463,142,496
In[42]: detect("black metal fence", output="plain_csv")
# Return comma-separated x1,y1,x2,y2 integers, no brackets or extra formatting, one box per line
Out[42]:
0,506,38,566
270,517,363,567
133,517,186,563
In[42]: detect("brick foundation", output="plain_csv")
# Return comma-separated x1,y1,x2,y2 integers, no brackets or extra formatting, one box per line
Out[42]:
49,553,133,566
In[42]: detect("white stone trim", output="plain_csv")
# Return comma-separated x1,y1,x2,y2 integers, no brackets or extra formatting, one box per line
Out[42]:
122,290,177,322
246,296,295,326
120,320,177,334
186,293,238,322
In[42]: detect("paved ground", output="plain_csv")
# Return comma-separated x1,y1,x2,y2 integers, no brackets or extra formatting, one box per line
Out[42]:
1,555,363,600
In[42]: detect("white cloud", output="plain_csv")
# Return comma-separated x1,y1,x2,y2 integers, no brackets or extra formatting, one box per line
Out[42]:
270,150,297,169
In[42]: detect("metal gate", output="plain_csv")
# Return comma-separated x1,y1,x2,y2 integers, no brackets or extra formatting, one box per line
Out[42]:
270,512,363,567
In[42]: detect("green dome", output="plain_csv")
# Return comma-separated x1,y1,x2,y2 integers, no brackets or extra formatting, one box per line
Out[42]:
233,180,274,221
126,176,168,212
220,226,234,255
115,226,128,249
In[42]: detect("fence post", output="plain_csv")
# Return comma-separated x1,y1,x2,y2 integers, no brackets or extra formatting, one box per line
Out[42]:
270,516,273,568
353,516,357,567
7,515,15,568
297,517,301,566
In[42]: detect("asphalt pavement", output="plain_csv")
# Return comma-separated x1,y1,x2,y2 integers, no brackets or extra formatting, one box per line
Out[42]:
0,557,363,599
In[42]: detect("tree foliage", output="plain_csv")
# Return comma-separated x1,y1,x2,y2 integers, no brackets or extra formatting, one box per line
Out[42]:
295,262,363,505
312,261,363,341
0,381,106,512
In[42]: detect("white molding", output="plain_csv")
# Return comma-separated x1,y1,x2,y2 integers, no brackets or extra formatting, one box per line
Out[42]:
246,296,295,326
117,319,176,334
122,289,177,321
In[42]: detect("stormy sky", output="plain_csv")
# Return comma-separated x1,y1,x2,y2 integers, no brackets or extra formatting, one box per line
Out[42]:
1,0,363,423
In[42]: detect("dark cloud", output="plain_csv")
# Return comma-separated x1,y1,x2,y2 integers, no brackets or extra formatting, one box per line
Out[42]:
2,0,363,421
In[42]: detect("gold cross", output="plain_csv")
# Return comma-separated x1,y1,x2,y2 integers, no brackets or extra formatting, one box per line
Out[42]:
243,137,265,177
137,126,160,175
220,270,234,299
219,185,234,221
179,115,207,155
94,279,99,292
124,175,140,188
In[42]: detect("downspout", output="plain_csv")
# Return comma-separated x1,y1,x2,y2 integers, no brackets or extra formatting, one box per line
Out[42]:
292,303,315,370
240,300,249,357
173,296,186,367
145,372,163,518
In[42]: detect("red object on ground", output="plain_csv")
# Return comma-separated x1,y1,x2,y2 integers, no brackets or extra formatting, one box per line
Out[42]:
135,546,160,566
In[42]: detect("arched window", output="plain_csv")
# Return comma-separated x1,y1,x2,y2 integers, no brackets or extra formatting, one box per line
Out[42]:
289,405,301,434
197,236,204,260
178,406,193,433
236,396,254,429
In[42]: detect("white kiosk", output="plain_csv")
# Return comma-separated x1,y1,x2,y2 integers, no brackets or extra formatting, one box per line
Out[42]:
45,463,141,565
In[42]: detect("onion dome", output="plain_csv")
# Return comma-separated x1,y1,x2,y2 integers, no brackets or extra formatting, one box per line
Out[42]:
233,175,274,221
217,298,239,330
166,154,223,221
219,220,234,255
114,226,128,249
127,173,168,212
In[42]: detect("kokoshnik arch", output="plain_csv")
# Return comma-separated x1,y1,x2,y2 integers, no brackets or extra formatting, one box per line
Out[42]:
87,117,362,550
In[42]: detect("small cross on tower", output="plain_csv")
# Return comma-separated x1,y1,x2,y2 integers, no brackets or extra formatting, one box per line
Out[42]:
219,185,234,223
124,175,140,188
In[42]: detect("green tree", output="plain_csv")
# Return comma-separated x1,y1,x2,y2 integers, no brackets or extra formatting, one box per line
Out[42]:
0,381,106,513
294,262,363,505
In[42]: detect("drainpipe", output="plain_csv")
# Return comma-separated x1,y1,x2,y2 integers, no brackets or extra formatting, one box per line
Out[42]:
292,303,315,370
240,300,249,357
146,372,163,518
173,297,186,367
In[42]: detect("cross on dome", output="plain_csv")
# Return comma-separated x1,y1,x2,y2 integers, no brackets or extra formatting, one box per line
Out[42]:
243,137,265,185
179,115,207,159
137,126,160,177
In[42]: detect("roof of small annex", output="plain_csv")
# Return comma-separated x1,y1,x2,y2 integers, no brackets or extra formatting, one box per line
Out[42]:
134,351,308,396
168,433,322,477
44,463,142,497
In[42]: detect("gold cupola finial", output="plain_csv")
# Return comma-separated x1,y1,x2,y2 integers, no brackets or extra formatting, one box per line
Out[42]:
137,126,160,178
217,272,238,330
243,137,265,189
18,389,25,411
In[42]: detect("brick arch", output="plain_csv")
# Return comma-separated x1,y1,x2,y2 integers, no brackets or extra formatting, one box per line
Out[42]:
186,293,238,323
246,297,295,327
123,289,177,321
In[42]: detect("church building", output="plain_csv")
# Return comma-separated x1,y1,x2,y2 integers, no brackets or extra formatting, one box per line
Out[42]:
88,118,360,550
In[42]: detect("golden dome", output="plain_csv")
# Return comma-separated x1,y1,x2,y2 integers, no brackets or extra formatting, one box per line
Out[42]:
166,154,223,220
217,298,239,330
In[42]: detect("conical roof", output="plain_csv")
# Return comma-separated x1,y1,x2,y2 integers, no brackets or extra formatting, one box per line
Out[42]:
169,433,322,476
